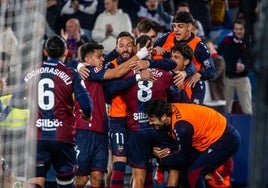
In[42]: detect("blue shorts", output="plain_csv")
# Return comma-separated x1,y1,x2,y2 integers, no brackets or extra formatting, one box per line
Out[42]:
128,127,178,169
36,140,76,180
75,129,108,175
108,117,128,157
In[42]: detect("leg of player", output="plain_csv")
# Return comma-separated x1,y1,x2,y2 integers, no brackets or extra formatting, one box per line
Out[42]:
166,169,179,187
90,170,105,187
131,168,146,188
74,175,89,188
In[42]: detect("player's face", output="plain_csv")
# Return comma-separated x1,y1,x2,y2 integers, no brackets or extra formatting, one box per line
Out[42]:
148,115,166,130
116,36,134,61
85,49,105,68
139,29,158,44
172,23,191,41
171,51,186,72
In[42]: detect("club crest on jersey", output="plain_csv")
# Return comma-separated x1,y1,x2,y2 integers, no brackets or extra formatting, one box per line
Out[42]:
117,145,124,152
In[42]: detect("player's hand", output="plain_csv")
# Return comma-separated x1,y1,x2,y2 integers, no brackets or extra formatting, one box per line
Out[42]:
82,115,92,122
140,69,157,82
153,46,166,56
173,71,186,89
80,110,92,121
184,72,201,88
78,65,90,80
153,147,170,159
130,60,150,70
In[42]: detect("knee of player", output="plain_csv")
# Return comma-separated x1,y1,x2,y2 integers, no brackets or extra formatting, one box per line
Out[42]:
90,171,104,186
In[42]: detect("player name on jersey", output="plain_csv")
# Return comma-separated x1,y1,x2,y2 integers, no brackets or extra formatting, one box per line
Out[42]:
24,67,72,85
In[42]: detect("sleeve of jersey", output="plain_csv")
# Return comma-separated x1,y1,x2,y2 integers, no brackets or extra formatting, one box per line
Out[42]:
73,72,93,118
166,85,183,103
104,75,136,95
160,121,194,169
104,49,118,63
185,61,196,78
148,58,177,70
191,80,205,104
195,42,216,80
87,66,106,81
66,60,79,69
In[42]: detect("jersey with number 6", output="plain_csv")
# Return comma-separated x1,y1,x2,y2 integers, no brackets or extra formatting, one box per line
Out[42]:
23,58,92,142
124,68,174,131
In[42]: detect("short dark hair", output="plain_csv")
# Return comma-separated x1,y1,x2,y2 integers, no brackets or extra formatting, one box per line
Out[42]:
136,35,152,48
171,44,193,60
177,1,190,9
80,42,104,61
116,31,134,44
136,19,161,34
234,18,245,28
146,99,172,119
172,11,194,24
44,35,67,58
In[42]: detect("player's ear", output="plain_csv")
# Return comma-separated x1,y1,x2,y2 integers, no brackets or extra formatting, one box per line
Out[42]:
43,49,48,57
184,59,190,66
64,49,68,57
161,114,167,121
133,45,138,54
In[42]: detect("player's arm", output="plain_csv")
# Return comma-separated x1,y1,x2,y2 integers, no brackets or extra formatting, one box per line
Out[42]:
103,47,149,79
131,58,177,71
195,42,216,80
104,69,157,96
73,72,93,119
190,80,205,104
158,121,194,169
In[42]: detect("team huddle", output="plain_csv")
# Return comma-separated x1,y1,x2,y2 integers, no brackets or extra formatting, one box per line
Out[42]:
17,11,240,188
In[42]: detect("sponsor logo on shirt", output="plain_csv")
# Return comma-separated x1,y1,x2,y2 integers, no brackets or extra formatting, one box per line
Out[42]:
36,118,63,131
133,112,148,123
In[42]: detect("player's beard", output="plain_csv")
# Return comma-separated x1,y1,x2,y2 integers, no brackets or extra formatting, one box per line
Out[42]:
120,51,133,61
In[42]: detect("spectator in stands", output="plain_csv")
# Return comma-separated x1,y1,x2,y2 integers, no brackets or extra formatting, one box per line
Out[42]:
187,0,212,36
217,18,253,114
46,0,62,34
157,1,205,39
0,52,10,96
203,39,226,114
137,0,172,34
60,0,98,41
91,0,132,55
0,3,19,86
61,18,90,63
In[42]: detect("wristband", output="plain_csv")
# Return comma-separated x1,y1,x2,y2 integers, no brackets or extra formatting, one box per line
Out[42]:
77,63,85,72
136,47,148,59
135,74,142,81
